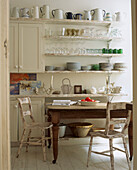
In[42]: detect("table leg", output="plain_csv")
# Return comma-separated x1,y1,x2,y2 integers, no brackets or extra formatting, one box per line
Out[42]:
48,114,52,148
128,113,133,161
52,124,59,164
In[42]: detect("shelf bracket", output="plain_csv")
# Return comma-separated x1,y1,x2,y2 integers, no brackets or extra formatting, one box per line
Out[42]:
107,23,111,36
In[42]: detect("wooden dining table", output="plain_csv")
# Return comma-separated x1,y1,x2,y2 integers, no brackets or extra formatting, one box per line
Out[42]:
46,102,133,164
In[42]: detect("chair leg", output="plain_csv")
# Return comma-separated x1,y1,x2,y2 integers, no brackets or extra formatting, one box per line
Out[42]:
87,136,93,167
16,129,26,158
26,129,31,152
41,129,46,162
122,137,131,170
109,138,114,170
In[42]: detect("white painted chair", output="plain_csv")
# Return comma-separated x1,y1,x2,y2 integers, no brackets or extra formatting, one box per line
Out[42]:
87,102,131,170
16,97,53,162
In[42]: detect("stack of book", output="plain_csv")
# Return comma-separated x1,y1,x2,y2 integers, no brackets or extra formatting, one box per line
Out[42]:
52,100,77,106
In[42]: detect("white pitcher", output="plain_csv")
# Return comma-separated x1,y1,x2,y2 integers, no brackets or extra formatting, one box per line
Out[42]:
12,7,20,18
91,8,106,21
115,12,126,22
40,5,50,19
52,9,64,19
31,6,39,18
84,10,92,20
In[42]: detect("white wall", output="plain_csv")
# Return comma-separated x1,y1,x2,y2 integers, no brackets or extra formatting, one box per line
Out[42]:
10,0,132,128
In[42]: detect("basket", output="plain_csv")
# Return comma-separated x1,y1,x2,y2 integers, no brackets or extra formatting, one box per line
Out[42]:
68,122,93,137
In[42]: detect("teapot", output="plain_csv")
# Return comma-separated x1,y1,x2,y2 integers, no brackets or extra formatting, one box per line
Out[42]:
20,8,30,18
91,8,106,21
84,10,92,20
61,78,72,94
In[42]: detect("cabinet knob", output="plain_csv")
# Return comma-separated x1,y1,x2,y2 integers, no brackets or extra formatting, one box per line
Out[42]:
14,105,18,108
15,65,18,68
19,66,23,69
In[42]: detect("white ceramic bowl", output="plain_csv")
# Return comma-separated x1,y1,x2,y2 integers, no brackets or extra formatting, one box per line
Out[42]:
80,100,100,106
67,62,81,71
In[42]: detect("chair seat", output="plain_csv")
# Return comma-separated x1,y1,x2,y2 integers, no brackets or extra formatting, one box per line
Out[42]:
90,130,125,139
25,122,53,129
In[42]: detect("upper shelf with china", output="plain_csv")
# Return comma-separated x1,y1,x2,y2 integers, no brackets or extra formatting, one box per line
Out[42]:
44,35,122,41
44,53,123,58
10,17,120,27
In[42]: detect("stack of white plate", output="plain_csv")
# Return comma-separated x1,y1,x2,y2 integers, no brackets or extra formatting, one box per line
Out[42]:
114,63,126,71
99,63,113,71
66,62,81,71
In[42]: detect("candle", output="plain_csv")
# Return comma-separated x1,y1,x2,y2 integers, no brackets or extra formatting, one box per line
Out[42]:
50,75,53,89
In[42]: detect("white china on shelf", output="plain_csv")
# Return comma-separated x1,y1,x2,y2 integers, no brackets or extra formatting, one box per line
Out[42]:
91,8,106,21
115,12,127,22
52,9,64,19
84,10,92,20
40,5,50,19
31,6,39,18
12,7,20,18
20,8,30,18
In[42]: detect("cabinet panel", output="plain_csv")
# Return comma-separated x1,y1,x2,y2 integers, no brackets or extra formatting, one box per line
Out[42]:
9,23,19,72
19,98,45,139
19,24,42,72
10,100,18,142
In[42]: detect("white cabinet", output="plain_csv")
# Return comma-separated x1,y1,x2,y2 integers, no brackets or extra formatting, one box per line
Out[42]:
19,24,42,72
10,100,19,142
10,98,45,142
9,23,19,72
9,22,42,72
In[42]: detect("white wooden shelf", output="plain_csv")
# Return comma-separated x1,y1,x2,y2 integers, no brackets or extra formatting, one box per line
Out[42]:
10,17,120,26
44,35,122,41
43,70,125,74
44,53,123,57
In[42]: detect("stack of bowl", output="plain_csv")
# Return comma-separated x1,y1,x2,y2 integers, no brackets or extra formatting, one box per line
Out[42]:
99,63,113,71
81,65,92,71
66,62,81,71
114,63,126,71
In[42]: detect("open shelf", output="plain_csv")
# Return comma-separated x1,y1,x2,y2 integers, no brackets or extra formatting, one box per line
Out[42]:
10,17,120,27
43,70,125,74
44,35,122,42
44,53,123,57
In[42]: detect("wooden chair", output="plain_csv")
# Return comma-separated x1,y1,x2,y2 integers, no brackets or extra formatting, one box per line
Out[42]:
87,102,131,170
16,97,53,162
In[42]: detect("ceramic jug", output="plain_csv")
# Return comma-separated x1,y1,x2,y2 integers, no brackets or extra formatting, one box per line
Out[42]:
61,78,72,94
65,12,74,19
52,9,64,19
105,12,112,21
115,12,126,22
12,7,20,18
84,10,92,20
74,13,83,20
20,8,30,18
40,5,50,19
31,6,39,18
91,8,106,21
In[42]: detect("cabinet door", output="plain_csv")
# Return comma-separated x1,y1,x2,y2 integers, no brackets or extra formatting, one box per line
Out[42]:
19,24,42,72
10,100,19,142
9,23,19,72
19,98,45,139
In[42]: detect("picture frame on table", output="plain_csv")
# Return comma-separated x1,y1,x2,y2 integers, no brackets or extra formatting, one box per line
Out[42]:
74,85,82,94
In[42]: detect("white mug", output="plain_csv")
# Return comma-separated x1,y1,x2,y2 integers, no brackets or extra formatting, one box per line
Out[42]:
31,6,39,18
12,7,20,18
40,5,50,19
52,9,64,19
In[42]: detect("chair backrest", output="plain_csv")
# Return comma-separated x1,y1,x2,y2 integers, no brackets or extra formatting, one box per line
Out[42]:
105,102,131,135
18,97,35,126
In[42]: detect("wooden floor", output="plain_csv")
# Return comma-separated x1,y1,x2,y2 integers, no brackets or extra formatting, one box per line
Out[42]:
11,142,133,170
